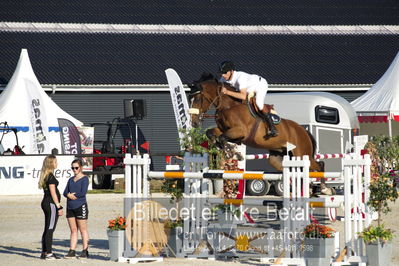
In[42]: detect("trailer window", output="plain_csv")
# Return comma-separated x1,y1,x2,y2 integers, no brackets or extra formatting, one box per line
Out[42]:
315,106,339,124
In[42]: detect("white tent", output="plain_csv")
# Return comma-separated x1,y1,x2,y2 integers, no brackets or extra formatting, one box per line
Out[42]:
351,52,399,137
0,49,83,154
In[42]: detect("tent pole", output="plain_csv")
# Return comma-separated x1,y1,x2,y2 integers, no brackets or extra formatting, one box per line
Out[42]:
388,115,393,138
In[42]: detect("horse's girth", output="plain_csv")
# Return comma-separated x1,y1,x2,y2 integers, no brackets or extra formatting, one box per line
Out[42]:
242,119,261,145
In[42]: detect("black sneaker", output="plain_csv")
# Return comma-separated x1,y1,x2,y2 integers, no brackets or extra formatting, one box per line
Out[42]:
40,253,46,260
45,253,61,260
78,249,89,259
64,249,76,259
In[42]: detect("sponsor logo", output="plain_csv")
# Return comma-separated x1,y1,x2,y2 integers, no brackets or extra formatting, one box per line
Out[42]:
173,85,189,129
0,166,24,179
0,167,73,179
31,99,47,153
61,126,79,154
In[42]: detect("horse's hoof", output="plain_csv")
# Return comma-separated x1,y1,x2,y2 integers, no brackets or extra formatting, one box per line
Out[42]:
205,129,214,139
236,153,244,161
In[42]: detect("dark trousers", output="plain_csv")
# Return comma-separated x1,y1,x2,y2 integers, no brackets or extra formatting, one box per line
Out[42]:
41,198,59,253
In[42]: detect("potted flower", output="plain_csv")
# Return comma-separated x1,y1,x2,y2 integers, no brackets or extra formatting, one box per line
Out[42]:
358,171,397,266
178,127,226,194
358,138,399,266
106,216,126,261
302,223,336,266
160,179,184,257
163,219,183,257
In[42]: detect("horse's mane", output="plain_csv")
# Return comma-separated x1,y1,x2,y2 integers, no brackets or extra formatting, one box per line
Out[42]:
188,72,237,99
196,72,216,82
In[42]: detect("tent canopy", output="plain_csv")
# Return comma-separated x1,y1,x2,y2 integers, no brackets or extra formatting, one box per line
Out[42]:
351,51,399,123
0,49,82,153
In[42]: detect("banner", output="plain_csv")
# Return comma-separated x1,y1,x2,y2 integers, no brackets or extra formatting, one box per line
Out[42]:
58,118,81,154
0,155,76,195
165,68,191,149
26,79,50,154
77,126,94,171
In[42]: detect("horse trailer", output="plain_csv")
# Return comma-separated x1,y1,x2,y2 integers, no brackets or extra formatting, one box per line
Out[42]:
245,91,359,196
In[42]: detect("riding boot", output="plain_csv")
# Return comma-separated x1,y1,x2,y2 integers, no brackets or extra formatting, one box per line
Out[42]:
260,106,278,138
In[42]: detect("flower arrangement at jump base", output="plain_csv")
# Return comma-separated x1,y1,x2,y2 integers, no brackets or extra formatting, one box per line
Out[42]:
358,138,399,266
107,216,126,231
302,223,336,266
303,223,335,239
107,216,126,261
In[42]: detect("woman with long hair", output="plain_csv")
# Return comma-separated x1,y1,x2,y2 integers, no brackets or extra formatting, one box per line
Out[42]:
63,159,90,259
38,155,63,260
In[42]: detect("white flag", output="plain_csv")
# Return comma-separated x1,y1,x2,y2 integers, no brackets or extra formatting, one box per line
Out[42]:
165,69,191,149
287,142,296,154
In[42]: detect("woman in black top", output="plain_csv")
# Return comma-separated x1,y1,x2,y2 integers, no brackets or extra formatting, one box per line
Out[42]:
38,155,63,260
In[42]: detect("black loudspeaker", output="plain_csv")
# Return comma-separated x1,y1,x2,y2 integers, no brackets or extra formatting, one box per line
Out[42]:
124,99,145,119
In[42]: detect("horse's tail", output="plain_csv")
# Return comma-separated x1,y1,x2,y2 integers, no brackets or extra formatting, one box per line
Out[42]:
306,130,317,157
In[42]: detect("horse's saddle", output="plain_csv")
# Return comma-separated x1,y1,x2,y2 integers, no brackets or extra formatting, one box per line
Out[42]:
247,97,281,125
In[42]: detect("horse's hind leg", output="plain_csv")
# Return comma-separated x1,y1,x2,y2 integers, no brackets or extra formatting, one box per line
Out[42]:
312,160,324,172
268,152,283,171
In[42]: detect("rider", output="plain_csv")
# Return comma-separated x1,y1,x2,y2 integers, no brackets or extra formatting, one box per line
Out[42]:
218,60,278,138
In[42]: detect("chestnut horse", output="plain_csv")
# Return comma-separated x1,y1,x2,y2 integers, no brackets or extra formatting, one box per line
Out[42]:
188,74,322,172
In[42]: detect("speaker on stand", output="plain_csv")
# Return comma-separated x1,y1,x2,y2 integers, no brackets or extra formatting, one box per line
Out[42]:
123,99,145,154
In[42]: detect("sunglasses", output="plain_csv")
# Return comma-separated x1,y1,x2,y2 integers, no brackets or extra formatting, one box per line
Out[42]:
71,167,80,170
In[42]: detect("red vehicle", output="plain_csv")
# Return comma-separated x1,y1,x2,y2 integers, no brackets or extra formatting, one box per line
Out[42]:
91,120,133,189
0,121,25,155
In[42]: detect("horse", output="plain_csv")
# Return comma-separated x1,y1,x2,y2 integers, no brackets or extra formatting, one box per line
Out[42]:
188,74,323,172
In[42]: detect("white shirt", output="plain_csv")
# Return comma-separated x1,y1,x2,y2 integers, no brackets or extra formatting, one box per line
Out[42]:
225,71,265,94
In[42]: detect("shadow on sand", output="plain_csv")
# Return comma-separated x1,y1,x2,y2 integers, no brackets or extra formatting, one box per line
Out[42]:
0,238,110,261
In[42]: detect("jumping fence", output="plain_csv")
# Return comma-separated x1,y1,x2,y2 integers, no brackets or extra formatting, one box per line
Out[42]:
121,152,372,265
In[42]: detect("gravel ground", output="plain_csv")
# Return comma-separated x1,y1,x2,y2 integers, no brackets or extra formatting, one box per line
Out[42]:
0,193,398,265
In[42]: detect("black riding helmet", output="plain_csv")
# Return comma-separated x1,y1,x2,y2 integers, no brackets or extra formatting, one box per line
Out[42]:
218,61,235,74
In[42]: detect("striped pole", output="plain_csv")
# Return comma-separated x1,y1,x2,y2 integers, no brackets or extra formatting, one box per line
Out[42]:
209,170,342,178
245,153,348,160
148,171,282,180
147,171,341,180
208,197,343,208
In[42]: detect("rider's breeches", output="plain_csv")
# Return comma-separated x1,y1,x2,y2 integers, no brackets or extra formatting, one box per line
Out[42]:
249,78,268,110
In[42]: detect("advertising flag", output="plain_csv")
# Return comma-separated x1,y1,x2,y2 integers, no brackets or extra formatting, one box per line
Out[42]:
58,118,81,154
165,68,191,149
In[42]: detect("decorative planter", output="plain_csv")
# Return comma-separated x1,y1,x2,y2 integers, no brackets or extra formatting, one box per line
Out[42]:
106,229,125,261
366,240,392,266
165,226,183,257
304,238,334,266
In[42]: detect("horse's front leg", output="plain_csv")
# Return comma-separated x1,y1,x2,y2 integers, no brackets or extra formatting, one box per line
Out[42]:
211,128,246,149
206,127,223,140
222,128,245,144
206,127,227,148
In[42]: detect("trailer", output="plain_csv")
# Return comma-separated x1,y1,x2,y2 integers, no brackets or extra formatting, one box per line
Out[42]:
245,91,359,196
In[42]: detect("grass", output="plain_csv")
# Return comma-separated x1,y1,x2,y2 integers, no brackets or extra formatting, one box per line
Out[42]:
88,189,124,194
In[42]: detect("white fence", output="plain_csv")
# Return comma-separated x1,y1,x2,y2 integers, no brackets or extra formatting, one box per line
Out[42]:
122,152,371,264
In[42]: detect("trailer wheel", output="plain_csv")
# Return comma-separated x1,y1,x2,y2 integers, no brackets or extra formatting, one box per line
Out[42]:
92,166,112,189
273,180,284,196
246,180,270,196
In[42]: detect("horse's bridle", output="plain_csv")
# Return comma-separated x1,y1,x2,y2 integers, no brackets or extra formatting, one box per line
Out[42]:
189,82,223,123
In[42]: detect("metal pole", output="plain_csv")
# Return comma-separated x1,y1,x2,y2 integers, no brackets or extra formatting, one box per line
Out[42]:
388,115,393,138
135,122,139,154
